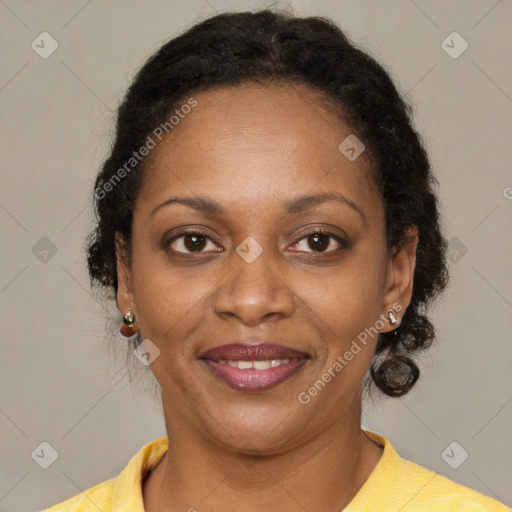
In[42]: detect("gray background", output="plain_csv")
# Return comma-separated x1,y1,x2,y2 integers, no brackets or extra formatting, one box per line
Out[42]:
0,1,511,511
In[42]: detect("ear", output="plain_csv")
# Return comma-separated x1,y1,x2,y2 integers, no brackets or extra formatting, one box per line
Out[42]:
115,233,136,316
381,225,419,332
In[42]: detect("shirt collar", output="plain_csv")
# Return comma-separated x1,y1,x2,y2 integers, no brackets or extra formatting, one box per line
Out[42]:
112,435,169,510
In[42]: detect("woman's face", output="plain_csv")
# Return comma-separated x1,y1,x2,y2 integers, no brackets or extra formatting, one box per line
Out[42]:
117,83,417,453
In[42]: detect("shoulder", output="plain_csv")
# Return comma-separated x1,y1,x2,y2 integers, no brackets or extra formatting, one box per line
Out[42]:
398,456,510,511
355,430,511,512
41,435,169,511
41,477,115,511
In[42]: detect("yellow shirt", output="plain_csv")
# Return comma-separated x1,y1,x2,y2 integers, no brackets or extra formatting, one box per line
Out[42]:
42,429,511,511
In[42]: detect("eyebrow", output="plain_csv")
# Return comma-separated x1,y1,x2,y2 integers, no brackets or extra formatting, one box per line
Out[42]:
151,192,365,222
284,192,364,220
151,197,223,218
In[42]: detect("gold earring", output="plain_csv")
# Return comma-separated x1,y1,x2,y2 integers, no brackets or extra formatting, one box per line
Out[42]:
120,309,138,338
123,310,136,327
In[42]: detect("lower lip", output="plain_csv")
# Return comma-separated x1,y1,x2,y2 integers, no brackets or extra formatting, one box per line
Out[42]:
202,359,308,392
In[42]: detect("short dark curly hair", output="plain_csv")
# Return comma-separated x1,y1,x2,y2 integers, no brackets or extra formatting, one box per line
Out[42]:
86,9,449,398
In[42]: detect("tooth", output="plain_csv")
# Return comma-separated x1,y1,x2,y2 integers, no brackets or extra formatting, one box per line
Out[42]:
223,359,291,369
253,360,272,370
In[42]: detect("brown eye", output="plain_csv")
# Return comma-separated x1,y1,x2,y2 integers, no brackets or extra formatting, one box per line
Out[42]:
184,234,207,251
168,232,222,254
290,231,344,254
307,233,330,252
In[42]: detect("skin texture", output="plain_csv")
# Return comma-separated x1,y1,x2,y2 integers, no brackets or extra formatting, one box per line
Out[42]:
116,83,418,512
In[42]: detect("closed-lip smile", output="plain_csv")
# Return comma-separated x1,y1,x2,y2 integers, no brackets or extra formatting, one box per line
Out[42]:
200,343,309,392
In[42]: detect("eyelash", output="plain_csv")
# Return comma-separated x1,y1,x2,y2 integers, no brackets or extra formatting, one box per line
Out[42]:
165,229,347,256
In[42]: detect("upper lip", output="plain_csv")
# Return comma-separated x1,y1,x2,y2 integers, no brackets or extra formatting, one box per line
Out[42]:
201,343,309,361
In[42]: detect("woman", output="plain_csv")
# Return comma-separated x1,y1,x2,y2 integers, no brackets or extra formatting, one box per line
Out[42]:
43,9,510,512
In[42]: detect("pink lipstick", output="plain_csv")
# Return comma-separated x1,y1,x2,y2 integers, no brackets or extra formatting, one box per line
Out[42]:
201,343,308,392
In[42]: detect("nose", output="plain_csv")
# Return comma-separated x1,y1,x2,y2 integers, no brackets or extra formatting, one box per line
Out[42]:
214,245,295,327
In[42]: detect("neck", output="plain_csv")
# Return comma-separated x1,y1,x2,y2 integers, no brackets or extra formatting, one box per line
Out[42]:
143,393,383,512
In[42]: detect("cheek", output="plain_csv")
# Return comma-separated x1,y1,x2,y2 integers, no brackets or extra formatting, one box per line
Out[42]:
293,252,387,385
130,246,215,345
301,255,385,332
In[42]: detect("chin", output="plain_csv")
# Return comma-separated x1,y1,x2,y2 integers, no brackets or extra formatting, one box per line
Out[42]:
198,400,309,454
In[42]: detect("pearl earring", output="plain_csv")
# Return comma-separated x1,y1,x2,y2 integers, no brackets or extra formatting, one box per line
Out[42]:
387,309,398,325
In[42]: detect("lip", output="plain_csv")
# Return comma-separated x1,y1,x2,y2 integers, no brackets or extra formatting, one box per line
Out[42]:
201,343,309,392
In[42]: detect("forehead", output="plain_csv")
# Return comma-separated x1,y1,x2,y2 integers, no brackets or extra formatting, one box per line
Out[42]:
138,83,380,217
